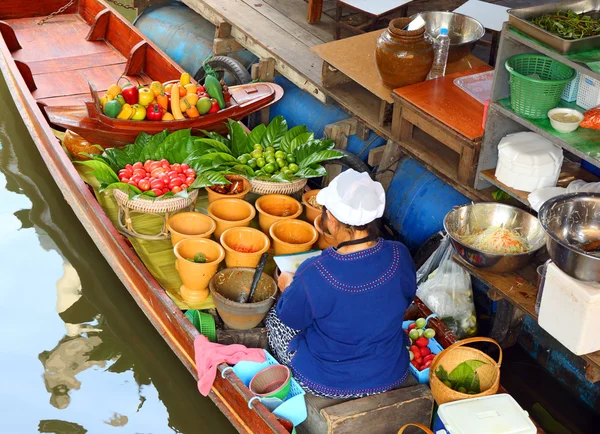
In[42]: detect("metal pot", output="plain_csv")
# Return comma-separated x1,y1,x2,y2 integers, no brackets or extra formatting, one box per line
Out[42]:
539,193,600,283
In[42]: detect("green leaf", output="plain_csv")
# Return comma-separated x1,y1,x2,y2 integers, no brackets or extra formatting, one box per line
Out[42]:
227,119,251,157
103,147,133,172
102,182,142,195
248,124,267,146
121,133,151,165
435,365,449,382
463,360,487,371
294,139,334,165
200,130,230,146
152,129,192,162
196,152,239,164
294,164,327,179
288,132,314,154
448,362,475,391
139,130,169,162
470,372,481,394
230,164,255,177
261,115,288,148
74,160,119,186
189,170,231,188
299,149,343,169
269,171,292,183
193,138,232,154
280,125,308,153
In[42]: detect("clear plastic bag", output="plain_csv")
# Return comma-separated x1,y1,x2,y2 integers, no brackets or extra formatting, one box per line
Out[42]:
416,235,477,339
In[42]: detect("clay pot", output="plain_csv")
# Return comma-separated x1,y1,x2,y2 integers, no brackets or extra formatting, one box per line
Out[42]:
167,212,216,247
207,198,256,239
205,175,251,203
314,214,338,250
270,219,318,256
174,238,225,304
255,194,303,234
302,189,322,224
220,227,270,268
375,18,434,89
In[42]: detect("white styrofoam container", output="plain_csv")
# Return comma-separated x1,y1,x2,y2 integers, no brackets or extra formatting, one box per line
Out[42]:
495,132,563,192
576,74,600,110
438,394,536,434
538,263,600,355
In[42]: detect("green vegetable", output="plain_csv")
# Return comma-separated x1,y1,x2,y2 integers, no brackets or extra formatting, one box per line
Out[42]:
415,318,426,329
204,73,226,109
531,10,600,40
104,100,122,118
435,359,487,394
492,189,513,201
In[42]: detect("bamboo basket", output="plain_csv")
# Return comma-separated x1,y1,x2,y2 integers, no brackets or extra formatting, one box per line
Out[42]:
397,423,433,434
113,188,199,240
429,337,502,405
250,177,307,195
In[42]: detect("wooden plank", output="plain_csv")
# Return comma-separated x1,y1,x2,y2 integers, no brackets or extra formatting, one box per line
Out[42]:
264,0,334,43
86,8,111,41
0,0,78,19
26,51,125,75
321,61,352,88
0,20,21,52
251,57,276,125
123,40,148,76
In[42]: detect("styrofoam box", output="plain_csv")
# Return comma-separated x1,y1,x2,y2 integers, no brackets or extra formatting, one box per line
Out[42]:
437,394,536,434
495,132,563,192
539,263,600,355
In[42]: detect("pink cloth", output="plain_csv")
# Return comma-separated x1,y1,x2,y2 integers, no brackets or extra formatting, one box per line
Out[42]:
194,334,266,396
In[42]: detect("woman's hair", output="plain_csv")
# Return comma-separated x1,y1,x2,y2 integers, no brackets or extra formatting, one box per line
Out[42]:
322,207,380,239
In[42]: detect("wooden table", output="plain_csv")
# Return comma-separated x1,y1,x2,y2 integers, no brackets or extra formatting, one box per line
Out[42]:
333,0,412,39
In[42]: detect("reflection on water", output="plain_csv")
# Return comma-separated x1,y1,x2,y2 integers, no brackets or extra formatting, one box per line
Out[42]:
0,55,234,434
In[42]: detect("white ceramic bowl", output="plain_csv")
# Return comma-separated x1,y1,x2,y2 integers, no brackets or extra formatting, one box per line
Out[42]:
548,108,584,133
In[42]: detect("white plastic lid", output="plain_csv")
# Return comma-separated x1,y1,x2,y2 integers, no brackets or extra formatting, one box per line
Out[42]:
498,132,562,167
438,394,536,434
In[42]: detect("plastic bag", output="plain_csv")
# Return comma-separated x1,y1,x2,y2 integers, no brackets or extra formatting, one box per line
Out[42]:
416,235,477,339
580,106,600,130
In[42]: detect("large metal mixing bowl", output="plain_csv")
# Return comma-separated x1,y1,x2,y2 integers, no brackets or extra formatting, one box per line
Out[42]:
411,11,485,63
444,203,546,273
539,193,600,283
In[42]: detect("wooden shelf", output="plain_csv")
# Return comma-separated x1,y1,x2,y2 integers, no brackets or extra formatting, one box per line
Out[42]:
494,99,600,170
506,25,600,83
480,169,530,206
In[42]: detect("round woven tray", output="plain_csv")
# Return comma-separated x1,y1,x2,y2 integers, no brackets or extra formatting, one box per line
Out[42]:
250,178,307,195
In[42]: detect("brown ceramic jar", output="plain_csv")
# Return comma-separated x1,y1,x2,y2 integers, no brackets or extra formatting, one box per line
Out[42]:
375,18,434,89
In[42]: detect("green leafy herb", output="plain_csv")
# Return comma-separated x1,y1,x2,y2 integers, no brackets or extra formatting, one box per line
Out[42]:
492,189,513,201
436,360,487,394
531,10,600,40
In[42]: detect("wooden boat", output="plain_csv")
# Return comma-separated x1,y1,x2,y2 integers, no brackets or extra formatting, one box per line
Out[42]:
0,0,282,147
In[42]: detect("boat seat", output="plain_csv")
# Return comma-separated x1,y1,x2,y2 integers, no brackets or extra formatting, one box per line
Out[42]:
297,377,433,434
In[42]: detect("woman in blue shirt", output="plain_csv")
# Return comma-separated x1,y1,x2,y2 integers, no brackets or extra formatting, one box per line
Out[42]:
265,169,416,398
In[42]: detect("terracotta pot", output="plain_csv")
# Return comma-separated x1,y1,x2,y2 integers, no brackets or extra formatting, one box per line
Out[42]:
205,175,251,203
166,212,216,247
314,214,338,250
270,219,318,256
174,238,225,304
302,189,322,224
207,198,256,239
220,227,270,268
255,194,303,234
375,17,434,89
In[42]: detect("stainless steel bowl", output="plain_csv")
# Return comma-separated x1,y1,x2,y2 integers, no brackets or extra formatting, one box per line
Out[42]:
411,11,485,63
539,193,600,282
444,203,546,273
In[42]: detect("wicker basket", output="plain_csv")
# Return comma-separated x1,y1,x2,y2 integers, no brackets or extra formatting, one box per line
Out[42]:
113,188,199,240
397,424,433,434
250,177,307,196
429,337,502,405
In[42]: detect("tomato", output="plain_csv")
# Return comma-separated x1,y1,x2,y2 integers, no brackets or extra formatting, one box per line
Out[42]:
159,173,170,182
184,168,196,177
125,164,133,171
181,163,189,171
410,360,419,368
120,177,129,183
423,354,435,363
150,179,165,190
171,186,182,193
408,323,417,331
167,170,178,179
185,176,195,185
138,179,151,191
132,162,143,170
169,178,183,188
162,188,170,195
161,161,170,170
172,163,182,173
151,167,166,178
422,360,432,369
181,183,188,190
118,169,132,177
420,347,431,357
152,188,163,196
415,337,429,347
130,174,142,184
149,161,162,172
178,173,187,182
410,345,421,357
144,160,152,171
133,168,147,178
160,159,169,166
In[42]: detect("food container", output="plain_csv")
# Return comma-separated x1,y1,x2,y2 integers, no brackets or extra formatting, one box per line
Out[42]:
314,214,338,250
270,219,318,256
255,194,303,234
495,132,563,192
167,212,216,246
402,320,444,385
434,394,536,434
453,70,494,104
301,189,322,224
205,175,251,203
576,73,600,110
548,108,584,133
250,365,292,400
220,227,270,268
207,198,256,239
539,262,600,355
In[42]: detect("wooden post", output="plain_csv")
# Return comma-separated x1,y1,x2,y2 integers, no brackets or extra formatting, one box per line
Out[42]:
213,20,243,55
307,0,324,24
251,58,276,125
323,118,357,184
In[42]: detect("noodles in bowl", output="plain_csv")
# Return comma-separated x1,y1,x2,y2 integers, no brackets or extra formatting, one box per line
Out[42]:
456,226,531,255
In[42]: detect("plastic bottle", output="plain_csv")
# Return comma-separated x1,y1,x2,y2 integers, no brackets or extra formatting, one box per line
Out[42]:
428,28,450,80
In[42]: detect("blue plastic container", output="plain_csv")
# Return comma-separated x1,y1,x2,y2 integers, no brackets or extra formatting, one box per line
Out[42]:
402,318,444,385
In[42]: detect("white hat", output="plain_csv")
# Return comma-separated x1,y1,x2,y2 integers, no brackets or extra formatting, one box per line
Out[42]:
316,169,385,226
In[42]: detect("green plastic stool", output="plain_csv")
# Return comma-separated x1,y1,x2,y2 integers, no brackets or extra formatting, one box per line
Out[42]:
185,310,216,342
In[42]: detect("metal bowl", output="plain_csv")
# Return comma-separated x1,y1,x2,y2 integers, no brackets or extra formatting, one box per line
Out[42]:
444,203,546,273
411,11,485,63
539,193,600,283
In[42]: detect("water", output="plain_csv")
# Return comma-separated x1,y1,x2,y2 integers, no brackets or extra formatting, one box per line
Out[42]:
428,28,450,80
0,56,235,434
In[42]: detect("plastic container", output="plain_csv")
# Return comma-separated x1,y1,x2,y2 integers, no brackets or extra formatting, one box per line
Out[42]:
428,28,450,80
249,365,291,400
453,70,494,104
402,320,443,384
207,198,256,239
270,219,318,256
167,212,216,246
576,74,600,110
495,132,563,192
561,71,580,102
184,309,216,342
220,227,270,268
231,350,307,427
505,54,575,119
435,394,536,434
547,108,584,133
255,194,303,234
538,262,600,355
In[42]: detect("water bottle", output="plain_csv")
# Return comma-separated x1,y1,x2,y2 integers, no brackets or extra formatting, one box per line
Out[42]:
428,28,450,80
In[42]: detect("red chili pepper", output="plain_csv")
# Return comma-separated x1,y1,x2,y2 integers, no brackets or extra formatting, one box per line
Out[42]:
146,103,165,121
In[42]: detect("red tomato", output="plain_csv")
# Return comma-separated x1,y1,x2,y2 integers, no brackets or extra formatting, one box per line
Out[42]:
420,347,431,357
422,360,432,369
149,161,162,172
185,176,195,185
181,163,189,171
408,323,417,331
167,170,178,179
120,177,129,183
150,179,165,190
151,188,163,196
162,187,170,195
159,173,170,182
133,168,147,178
410,360,419,368
181,183,188,190
197,85,205,93
169,178,183,188
144,160,153,171
415,337,429,348
171,186,182,193
130,174,142,184
125,164,133,171
410,345,421,357
138,179,151,191
178,173,187,182
150,167,165,177
118,169,132,177
132,162,143,170
161,161,170,170
185,168,196,177
423,354,435,363
172,163,182,173
128,180,138,186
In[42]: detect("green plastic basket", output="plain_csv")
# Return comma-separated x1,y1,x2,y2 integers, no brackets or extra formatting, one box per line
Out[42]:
184,310,216,342
505,54,575,119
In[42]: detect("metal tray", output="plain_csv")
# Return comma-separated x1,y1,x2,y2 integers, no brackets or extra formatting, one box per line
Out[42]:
508,0,600,54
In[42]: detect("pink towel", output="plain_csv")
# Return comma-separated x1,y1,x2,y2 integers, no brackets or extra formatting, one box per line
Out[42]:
194,334,266,396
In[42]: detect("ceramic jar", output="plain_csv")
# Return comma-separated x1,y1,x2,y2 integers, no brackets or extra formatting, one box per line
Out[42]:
375,18,434,89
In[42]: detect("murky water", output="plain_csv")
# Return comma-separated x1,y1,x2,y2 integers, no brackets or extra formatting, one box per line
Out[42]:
0,53,235,434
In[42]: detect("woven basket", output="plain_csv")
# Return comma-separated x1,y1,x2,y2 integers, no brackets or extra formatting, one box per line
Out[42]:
397,424,433,434
429,337,502,405
250,177,307,195
113,188,199,240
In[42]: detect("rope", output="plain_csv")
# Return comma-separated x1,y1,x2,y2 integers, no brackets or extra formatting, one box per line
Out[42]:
38,0,135,26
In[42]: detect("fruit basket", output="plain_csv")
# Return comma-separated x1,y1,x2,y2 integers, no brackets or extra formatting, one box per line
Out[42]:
250,177,307,195
403,315,443,385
